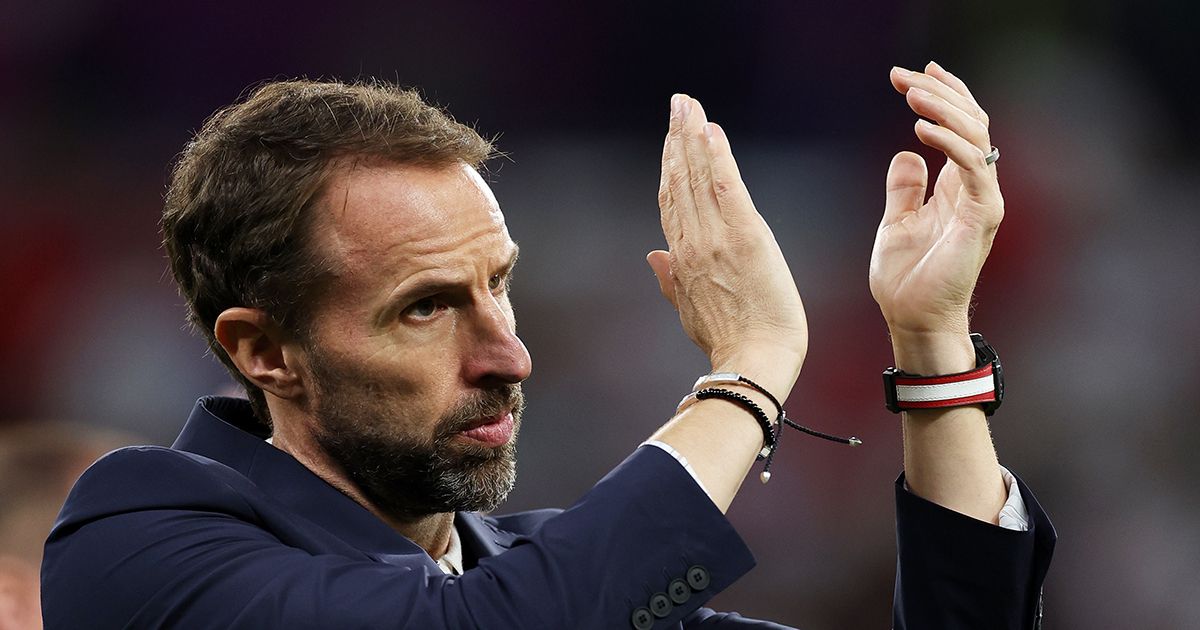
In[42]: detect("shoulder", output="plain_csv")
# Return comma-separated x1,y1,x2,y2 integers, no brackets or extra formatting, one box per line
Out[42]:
54,445,260,532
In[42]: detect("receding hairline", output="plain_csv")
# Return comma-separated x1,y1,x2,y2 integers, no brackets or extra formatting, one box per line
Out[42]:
306,155,505,261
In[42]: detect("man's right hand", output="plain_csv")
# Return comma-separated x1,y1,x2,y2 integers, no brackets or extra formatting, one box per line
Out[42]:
647,94,808,400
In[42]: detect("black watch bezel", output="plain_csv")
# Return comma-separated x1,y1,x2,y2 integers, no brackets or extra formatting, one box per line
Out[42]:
970,332,1004,416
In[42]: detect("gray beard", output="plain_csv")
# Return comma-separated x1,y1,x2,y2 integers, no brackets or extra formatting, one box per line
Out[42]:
308,358,523,521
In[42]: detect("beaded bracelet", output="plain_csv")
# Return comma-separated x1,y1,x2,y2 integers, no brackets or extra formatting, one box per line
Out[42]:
692,387,777,460
693,372,784,414
678,373,863,483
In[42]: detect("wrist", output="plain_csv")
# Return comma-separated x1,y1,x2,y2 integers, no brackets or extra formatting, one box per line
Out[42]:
710,347,803,405
888,329,974,375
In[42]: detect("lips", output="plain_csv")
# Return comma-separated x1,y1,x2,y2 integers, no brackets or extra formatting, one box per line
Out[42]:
456,410,514,447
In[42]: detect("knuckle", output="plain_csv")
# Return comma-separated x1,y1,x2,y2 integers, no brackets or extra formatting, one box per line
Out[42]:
725,233,753,254
967,119,990,143
712,176,735,199
678,241,699,262
966,150,989,171
668,170,689,195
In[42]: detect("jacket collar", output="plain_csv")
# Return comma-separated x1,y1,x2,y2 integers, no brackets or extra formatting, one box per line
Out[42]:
172,396,514,567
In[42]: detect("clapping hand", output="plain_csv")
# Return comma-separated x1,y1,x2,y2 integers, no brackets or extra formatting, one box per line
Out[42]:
870,62,1004,361
872,62,1010,520
648,94,808,400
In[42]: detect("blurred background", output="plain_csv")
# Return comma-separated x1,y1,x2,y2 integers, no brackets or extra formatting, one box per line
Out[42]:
2,0,1197,627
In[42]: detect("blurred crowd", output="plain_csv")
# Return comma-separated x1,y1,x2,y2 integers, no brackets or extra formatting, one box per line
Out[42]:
2,1,1197,628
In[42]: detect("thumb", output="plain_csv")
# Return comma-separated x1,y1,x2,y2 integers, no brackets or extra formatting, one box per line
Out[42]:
646,250,678,310
882,151,928,227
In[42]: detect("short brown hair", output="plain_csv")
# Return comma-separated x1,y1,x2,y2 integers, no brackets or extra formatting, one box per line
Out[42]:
162,79,494,426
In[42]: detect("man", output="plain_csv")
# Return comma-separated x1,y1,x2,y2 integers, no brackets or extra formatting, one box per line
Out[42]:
42,63,1054,629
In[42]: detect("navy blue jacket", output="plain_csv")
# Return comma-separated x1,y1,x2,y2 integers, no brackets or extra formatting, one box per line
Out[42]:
42,397,1054,629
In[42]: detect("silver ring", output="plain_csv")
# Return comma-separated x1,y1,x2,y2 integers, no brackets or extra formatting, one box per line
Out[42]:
984,146,1000,165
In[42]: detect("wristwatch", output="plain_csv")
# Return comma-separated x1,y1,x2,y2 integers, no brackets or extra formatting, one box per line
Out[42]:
882,332,1004,416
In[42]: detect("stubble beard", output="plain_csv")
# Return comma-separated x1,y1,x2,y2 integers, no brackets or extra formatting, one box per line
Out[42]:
307,350,524,521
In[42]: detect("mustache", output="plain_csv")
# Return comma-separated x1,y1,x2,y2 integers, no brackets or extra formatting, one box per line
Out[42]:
436,384,525,437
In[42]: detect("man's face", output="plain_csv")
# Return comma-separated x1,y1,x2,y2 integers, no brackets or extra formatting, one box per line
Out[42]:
300,160,532,520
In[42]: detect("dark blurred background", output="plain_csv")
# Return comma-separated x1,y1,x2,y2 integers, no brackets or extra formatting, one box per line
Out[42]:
2,1,1198,627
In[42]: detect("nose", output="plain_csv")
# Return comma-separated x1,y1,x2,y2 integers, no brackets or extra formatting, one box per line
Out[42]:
461,297,532,387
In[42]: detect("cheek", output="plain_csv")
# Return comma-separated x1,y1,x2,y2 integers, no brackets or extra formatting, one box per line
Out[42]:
321,316,472,423
371,352,464,424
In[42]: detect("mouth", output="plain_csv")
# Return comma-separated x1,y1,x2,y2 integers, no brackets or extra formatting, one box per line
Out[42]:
454,409,514,447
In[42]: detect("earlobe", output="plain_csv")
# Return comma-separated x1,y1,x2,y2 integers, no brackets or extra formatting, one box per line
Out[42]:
214,308,306,400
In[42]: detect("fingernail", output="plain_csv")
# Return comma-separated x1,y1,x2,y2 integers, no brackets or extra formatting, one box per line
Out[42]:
703,123,715,140
671,94,682,116
916,119,934,129
893,66,913,76
681,98,692,118
928,60,943,72
908,87,931,98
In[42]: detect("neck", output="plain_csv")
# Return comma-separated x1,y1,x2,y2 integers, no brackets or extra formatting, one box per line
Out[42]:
383,511,455,559
270,420,455,559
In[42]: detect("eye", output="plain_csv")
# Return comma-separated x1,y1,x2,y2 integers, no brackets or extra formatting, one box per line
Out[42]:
406,297,441,319
489,272,509,293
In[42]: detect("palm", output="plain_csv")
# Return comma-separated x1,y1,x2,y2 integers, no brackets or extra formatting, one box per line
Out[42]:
869,63,1005,335
870,160,996,333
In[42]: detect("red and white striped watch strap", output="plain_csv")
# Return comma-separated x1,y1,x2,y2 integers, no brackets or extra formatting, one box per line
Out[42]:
891,363,997,409
883,333,1004,415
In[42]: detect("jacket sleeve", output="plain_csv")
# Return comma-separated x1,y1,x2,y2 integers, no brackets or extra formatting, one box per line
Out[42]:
41,445,755,630
892,471,1056,630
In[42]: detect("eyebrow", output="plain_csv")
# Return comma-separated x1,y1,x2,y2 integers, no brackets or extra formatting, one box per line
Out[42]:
501,244,520,272
375,244,521,324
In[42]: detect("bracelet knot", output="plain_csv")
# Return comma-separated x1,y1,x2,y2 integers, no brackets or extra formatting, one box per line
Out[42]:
680,372,862,483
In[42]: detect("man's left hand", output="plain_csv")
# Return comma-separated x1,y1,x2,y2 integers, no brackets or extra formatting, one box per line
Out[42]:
870,61,1004,369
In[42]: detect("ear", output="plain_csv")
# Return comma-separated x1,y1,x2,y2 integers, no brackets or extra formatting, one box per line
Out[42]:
213,307,307,400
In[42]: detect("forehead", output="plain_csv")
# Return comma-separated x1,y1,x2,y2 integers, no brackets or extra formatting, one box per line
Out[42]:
312,160,510,277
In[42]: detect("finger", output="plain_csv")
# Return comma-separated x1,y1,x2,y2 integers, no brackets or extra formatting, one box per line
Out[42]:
680,96,721,232
646,250,678,309
925,62,990,129
913,119,998,201
925,61,983,113
890,66,989,129
906,87,990,152
881,151,928,227
702,122,754,226
665,94,701,239
930,159,963,223
657,127,681,243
